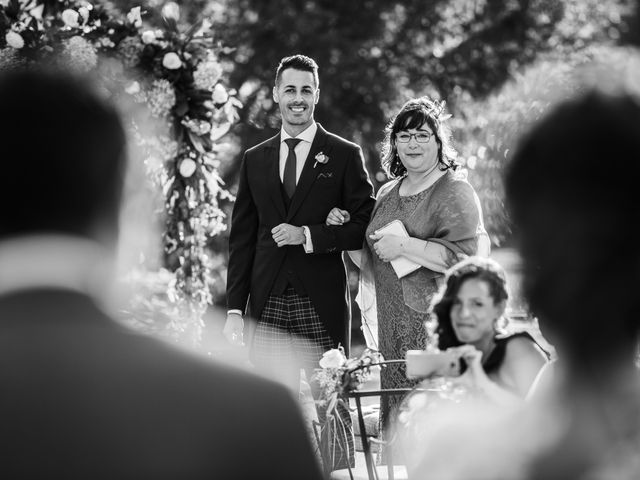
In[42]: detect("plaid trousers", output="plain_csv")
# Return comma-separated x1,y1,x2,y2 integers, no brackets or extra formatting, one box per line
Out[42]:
253,287,334,389
253,287,354,471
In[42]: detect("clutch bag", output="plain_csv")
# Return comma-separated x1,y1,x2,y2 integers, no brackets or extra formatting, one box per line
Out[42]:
374,219,421,278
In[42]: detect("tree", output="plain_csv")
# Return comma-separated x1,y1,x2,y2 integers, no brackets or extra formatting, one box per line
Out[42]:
213,0,636,246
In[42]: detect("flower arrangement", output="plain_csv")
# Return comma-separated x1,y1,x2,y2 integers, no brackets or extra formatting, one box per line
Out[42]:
0,0,240,345
312,346,383,473
314,346,384,411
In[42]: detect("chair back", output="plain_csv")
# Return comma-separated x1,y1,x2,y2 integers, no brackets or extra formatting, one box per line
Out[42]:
330,359,410,480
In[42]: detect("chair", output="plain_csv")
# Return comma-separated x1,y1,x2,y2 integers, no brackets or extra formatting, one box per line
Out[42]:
330,360,411,480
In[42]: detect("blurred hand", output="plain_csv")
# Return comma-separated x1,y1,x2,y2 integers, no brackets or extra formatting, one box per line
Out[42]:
271,223,305,247
223,313,245,346
325,208,351,226
369,232,404,262
447,345,486,390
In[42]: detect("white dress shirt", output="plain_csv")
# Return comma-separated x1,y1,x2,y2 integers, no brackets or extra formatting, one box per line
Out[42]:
279,122,317,183
280,123,317,255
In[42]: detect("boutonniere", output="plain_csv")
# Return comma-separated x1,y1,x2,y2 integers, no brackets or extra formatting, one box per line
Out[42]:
314,152,329,168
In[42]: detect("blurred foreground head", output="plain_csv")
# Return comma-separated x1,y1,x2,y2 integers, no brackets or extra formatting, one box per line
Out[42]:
506,90,640,368
0,68,126,246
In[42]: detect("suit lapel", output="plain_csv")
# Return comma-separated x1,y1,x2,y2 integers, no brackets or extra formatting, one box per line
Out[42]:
287,124,329,221
265,134,287,219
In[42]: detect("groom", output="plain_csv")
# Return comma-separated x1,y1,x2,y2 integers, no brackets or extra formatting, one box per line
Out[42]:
225,54,375,389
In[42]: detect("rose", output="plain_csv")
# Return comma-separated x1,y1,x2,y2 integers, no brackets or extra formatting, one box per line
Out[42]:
141,30,156,44
314,152,329,168
319,348,346,369
212,84,228,104
127,7,142,27
162,52,182,70
78,7,90,24
179,158,197,178
5,31,24,49
61,9,80,28
161,2,180,21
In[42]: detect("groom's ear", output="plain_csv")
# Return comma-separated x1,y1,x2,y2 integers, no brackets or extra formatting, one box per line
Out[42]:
272,86,279,104
314,88,320,105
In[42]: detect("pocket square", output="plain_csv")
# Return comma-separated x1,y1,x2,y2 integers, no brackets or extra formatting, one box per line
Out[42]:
317,172,333,179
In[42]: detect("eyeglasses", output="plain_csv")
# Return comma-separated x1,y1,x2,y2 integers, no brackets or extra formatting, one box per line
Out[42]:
396,132,433,144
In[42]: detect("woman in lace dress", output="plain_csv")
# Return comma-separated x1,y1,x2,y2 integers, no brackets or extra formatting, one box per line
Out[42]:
327,96,489,437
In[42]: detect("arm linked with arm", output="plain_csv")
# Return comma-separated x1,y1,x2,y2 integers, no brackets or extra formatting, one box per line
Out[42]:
307,146,375,253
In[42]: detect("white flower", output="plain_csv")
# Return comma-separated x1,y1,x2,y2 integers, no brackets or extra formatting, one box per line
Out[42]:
61,9,80,28
193,57,223,90
78,7,90,24
100,38,115,48
0,0,9,7
212,83,228,104
162,52,182,70
147,79,176,117
125,81,141,95
5,31,24,49
62,36,97,72
141,30,156,44
179,158,197,178
161,2,180,21
313,152,329,168
319,348,347,369
127,6,142,27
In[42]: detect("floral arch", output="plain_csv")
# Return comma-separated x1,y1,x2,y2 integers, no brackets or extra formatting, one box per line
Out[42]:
1,0,239,345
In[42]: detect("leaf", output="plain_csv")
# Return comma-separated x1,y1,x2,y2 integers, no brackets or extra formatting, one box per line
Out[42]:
187,130,205,154
183,19,203,43
210,122,231,142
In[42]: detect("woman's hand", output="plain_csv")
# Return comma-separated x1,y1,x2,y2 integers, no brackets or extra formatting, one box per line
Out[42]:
325,207,351,226
447,345,487,391
369,232,405,262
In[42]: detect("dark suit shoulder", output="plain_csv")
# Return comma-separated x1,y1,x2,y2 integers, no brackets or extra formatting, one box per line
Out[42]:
245,133,279,157
324,129,361,152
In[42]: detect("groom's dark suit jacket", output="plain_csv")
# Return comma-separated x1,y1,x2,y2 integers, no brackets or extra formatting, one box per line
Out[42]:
0,289,322,479
227,124,374,349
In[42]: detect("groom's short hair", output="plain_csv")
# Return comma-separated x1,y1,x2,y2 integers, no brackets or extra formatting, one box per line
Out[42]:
275,54,319,87
0,69,126,241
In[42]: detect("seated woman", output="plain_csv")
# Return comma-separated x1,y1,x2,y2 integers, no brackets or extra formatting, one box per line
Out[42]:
428,256,549,404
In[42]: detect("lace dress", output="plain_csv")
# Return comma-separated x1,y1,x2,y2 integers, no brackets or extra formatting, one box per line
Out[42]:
364,171,483,433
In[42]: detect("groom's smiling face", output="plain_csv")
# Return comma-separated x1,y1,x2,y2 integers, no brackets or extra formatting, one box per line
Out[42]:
273,68,319,134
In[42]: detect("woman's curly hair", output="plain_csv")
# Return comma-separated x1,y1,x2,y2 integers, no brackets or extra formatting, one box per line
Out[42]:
428,256,509,351
380,96,459,179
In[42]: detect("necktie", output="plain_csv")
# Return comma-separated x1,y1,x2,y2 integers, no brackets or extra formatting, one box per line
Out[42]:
283,138,301,199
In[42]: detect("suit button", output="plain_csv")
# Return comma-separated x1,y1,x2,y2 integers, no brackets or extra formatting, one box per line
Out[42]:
287,270,293,275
